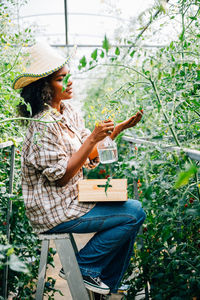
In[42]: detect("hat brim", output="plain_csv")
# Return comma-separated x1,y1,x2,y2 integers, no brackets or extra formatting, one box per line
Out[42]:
12,59,69,90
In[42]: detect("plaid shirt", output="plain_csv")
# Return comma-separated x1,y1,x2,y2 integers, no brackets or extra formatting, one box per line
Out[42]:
21,102,98,233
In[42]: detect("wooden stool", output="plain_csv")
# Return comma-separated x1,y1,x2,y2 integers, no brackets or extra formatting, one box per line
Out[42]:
35,232,92,300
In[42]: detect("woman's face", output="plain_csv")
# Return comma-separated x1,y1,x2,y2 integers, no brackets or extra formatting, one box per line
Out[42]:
50,65,72,102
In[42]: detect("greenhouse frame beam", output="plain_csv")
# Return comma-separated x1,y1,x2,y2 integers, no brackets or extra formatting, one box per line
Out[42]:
17,12,128,23
2,143,16,299
64,0,68,45
51,44,166,48
123,136,200,161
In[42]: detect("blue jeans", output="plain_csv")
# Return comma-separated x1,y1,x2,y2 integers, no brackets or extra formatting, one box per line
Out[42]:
47,200,146,293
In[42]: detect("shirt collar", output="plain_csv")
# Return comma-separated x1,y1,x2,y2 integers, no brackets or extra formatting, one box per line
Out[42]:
46,101,66,122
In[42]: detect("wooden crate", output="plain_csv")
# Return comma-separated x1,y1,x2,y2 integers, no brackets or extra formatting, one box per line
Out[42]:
78,179,127,202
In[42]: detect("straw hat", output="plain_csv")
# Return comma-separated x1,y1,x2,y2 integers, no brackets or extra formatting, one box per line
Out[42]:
13,41,69,89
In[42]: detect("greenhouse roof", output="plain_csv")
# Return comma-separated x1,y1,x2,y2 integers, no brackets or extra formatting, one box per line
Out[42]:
19,0,156,47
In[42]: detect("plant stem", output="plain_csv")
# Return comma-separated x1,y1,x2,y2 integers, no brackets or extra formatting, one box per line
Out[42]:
179,259,199,272
110,81,151,98
185,7,200,31
185,102,200,117
149,79,181,148
99,63,149,80
0,48,22,77
181,0,185,60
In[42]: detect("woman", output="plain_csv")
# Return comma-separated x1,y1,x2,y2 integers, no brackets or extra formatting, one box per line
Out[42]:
13,42,146,297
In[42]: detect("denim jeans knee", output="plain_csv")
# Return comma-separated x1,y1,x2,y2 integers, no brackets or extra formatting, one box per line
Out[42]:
124,199,146,224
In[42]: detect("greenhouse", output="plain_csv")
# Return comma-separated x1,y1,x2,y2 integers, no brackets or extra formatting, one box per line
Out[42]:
0,0,200,299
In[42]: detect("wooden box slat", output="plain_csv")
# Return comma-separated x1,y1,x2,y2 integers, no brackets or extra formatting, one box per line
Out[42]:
78,179,127,202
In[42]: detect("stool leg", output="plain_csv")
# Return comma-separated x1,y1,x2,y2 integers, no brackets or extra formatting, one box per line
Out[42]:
35,239,50,300
87,289,96,300
69,233,78,253
55,238,90,300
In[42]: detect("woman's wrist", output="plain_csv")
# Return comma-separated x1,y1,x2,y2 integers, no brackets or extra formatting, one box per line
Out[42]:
116,123,123,134
88,132,99,146
111,124,123,139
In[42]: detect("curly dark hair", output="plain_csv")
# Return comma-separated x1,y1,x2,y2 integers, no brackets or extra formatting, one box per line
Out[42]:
18,75,54,118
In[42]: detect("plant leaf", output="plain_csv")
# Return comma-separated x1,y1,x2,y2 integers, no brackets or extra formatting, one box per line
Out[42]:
62,73,71,91
102,35,110,53
91,49,98,60
100,50,104,58
115,47,120,55
105,177,111,196
174,164,197,189
80,56,87,67
9,254,29,273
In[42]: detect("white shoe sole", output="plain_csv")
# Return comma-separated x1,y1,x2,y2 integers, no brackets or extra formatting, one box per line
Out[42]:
83,281,110,295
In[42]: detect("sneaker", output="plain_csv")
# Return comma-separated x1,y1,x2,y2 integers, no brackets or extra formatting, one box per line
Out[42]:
83,275,110,295
59,268,110,295
59,267,66,279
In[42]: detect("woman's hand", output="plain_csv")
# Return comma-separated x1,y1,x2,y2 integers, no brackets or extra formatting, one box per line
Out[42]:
110,110,143,140
119,110,143,131
91,119,114,143
121,109,143,131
